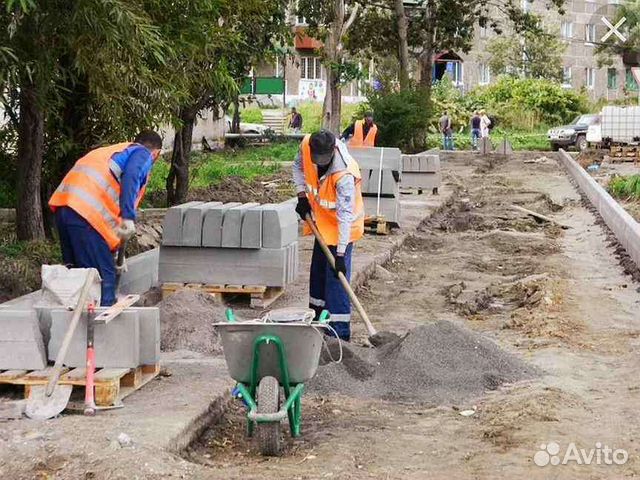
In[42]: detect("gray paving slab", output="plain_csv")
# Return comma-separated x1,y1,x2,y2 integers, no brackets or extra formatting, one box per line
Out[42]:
202,202,242,247
262,203,299,249
158,245,291,287
48,309,140,368
118,248,159,295
134,307,160,365
162,201,204,246
221,203,260,248
401,172,442,190
363,196,401,224
0,309,46,369
365,169,399,195
182,202,223,247
348,147,402,171
240,205,265,249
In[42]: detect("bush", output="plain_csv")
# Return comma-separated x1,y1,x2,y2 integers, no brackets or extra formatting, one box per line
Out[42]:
468,76,589,127
364,86,431,153
240,106,264,124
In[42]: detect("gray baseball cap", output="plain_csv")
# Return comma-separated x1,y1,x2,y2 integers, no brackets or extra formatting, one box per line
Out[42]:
310,130,336,166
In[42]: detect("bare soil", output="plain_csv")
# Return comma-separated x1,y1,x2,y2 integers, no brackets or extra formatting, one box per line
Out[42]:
186,154,640,479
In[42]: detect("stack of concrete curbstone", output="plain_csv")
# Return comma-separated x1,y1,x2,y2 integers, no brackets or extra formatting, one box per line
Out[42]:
348,147,402,225
47,307,160,368
400,152,441,192
158,200,299,287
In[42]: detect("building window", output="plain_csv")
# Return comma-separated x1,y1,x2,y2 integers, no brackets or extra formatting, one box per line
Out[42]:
300,56,322,80
585,67,595,89
295,0,307,25
275,58,282,78
479,63,490,85
585,24,596,43
479,24,488,38
563,66,572,87
607,68,618,89
626,68,639,92
561,21,573,39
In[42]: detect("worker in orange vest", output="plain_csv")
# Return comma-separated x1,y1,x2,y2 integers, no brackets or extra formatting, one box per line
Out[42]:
293,130,365,340
341,112,378,147
49,131,163,306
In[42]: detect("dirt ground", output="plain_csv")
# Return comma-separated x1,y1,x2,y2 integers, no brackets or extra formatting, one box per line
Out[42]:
3,152,640,479
187,154,640,479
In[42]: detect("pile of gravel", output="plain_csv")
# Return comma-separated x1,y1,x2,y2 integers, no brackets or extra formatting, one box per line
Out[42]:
310,320,535,404
158,289,227,355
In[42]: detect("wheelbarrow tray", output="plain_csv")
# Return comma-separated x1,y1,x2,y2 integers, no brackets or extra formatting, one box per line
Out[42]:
214,322,327,384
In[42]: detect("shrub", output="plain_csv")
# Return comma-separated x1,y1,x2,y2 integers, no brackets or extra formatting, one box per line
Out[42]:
609,174,640,200
468,76,589,127
240,107,264,124
364,86,431,153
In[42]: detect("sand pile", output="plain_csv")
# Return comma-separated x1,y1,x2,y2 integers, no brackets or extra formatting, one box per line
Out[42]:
158,289,227,355
310,320,535,404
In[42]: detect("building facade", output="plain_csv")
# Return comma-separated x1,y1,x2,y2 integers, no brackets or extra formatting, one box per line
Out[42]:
460,0,636,100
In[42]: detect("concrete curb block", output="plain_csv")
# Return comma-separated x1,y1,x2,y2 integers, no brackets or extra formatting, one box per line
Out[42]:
167,393,232,453
558,149,640,269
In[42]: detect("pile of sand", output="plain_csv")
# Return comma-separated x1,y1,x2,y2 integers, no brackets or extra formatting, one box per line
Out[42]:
158,289,227,355
310,320,535,405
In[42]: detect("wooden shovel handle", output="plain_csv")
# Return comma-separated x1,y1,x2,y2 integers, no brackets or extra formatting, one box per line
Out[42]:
305,215,377,336
46,269,96,397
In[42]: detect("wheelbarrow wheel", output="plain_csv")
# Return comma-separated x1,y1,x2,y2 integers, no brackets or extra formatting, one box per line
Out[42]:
257,376,281,456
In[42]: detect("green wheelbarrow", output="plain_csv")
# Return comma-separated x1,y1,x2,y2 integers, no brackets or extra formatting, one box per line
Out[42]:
214,308,330,456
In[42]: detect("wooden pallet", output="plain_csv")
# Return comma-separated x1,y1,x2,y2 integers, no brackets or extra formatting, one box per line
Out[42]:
161,283,284,309
0,363,160,407
609,146,639,163
364,215,389,235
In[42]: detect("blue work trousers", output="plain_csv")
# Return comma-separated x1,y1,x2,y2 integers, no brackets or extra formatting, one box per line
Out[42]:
309,241,353,341
54,206,117,306
471,128,481,150
442,134,454,151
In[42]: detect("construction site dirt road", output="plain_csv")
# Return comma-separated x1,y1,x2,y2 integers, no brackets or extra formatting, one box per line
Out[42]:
2,152,640,479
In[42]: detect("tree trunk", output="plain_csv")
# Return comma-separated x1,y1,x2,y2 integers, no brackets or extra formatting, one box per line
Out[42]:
418,0,436,95
166,107,196,206
394,0,410,89
321,0,345,134
16,84,45,241
231,98,241,134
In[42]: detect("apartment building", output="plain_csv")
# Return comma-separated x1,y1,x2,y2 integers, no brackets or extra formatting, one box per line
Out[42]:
254,1,636,105
460,0,636,100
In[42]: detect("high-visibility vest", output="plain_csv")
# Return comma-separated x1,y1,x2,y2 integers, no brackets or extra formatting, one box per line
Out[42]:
301,135,365,245
49,142,148,251
349,120,377,147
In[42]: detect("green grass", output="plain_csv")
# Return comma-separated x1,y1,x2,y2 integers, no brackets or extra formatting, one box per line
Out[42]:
425,127,550,151
145,142,298,195
240,106,264,124
295,101,362,133
609,174,640,200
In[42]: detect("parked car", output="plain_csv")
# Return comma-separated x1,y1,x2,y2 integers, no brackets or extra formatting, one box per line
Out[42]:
224,115,269,135
547,114,600,151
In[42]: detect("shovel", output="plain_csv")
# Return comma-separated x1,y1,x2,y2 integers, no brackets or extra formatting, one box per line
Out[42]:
25,269,97,420
304,215,400,347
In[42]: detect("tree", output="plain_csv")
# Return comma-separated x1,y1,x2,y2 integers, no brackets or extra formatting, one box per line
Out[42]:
597,0,640,68
298,0,361,133
347,1,566,95
0,0,171,240
485,29,565,81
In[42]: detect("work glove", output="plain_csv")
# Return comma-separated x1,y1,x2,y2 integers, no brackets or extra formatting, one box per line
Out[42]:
115,256,128,275
116,219,136,240
334,255,347,279
295,196,312,220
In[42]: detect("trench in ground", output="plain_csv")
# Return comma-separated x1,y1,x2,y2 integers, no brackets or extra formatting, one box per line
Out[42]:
180,156,583,470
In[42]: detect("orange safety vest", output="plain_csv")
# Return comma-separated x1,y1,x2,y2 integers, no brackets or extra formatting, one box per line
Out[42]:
49,142,148,251
349,120,377,147
301,135,365,245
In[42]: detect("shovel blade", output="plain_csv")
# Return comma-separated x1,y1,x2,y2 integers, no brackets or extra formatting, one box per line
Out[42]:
25,385,73,420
